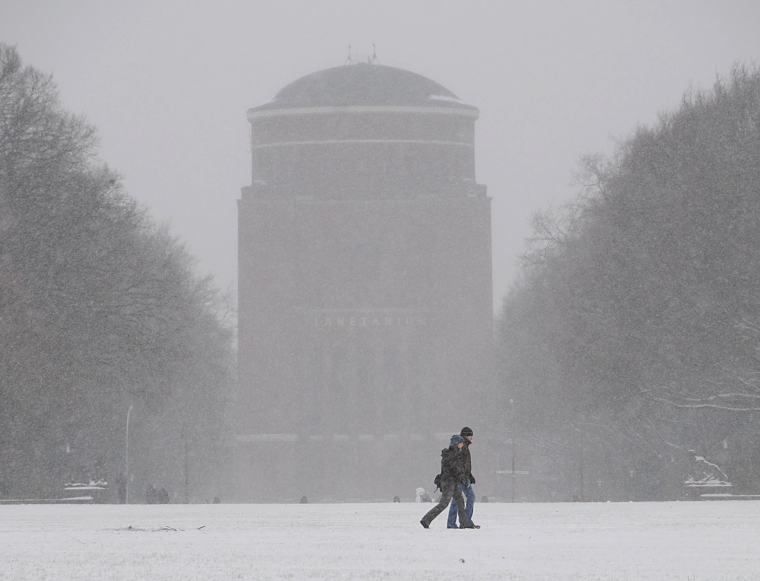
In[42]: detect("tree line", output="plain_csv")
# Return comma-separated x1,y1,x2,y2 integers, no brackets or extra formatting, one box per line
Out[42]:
498,65,760,500
0,45,234,501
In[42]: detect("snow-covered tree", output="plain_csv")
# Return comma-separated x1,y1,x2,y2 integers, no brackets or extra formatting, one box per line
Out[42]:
0,45,233,499
498,65,760,499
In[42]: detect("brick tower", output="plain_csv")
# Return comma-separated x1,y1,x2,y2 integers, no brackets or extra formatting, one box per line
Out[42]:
235,62,492,501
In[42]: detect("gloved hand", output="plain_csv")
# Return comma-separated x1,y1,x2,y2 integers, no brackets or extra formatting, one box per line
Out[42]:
470,475,476,484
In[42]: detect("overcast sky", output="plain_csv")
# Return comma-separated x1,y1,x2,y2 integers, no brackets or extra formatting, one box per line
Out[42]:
2,0,759,313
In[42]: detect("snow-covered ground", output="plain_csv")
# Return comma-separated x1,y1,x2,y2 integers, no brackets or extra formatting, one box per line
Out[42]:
2,500,759,580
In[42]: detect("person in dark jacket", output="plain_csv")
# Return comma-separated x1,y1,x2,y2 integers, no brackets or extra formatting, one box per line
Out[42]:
447,426,479,528
420,435,475,529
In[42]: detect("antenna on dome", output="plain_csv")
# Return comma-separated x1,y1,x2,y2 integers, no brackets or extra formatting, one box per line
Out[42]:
368,43,378,64
345,44,353,65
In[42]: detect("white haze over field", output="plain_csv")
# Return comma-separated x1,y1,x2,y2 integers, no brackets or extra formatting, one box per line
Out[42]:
2,0,759,311
3,501,760,580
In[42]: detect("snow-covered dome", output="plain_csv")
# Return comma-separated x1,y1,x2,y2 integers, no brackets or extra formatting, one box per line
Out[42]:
244,62,480,198
250,63,476,113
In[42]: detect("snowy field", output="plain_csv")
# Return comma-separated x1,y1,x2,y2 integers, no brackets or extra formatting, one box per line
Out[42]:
2,501,760,580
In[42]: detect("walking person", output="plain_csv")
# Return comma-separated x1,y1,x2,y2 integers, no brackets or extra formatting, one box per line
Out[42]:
420,435,475,529
145,483,157,504
447,426,479,528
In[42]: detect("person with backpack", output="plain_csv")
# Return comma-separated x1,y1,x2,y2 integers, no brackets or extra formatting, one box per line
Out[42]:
420,435,475,529
447,426,479,528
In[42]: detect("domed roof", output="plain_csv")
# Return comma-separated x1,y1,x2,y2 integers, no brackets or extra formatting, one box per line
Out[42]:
250,63,476,114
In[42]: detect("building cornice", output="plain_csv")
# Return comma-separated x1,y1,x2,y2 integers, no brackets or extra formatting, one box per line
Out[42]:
247,105,479,122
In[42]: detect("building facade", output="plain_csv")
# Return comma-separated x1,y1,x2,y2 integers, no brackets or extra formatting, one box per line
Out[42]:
235,63,493,501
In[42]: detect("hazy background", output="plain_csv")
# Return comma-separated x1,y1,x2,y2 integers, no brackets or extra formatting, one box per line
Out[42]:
2,0,759,312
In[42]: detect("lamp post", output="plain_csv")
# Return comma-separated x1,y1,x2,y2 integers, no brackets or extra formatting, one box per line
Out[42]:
182,423,189,504
578,425,584,502
509,398,516,503
125,404,134,504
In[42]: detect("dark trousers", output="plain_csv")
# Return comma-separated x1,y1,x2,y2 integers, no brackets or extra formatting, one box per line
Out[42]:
421,481,470,527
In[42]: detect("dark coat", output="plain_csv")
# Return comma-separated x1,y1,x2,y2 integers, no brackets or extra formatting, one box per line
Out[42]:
462,441,475,484
440,445,468,486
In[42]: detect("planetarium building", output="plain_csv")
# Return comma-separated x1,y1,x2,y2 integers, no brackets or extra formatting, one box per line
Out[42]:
234,62,494,501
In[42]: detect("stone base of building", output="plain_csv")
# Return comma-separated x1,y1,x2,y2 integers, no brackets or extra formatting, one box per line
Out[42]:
231,432,463,502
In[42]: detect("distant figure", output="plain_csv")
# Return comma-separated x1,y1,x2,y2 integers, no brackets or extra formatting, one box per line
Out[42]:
447,426,479,529
146,483,157,504
93,458,106,483
415,487,432,503
212,496,221,504
393,495,401,503
420,435,474,529
158,487,170,504
74,463,88,484
299,495,309,504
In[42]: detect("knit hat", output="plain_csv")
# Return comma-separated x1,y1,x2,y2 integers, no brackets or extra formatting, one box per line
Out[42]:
450,434,465,446
460,426,474,437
